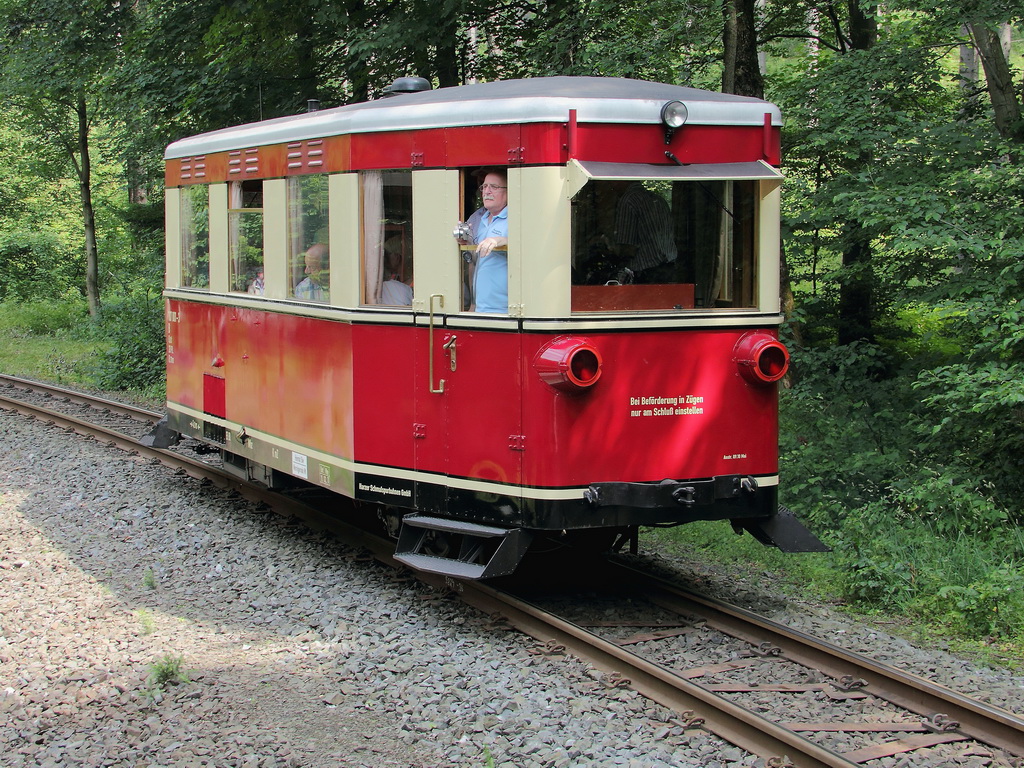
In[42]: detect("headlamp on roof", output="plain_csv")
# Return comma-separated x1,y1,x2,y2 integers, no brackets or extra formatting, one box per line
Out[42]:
660,100,688,144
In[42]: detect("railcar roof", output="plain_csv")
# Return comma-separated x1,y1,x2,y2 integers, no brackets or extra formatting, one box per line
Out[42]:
166,77,781,160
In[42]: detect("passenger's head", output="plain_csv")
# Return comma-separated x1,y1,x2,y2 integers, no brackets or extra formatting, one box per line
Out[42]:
479,169,508,215
304,243,328,274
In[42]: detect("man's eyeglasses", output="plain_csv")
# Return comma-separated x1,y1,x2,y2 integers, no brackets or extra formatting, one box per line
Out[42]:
479,183,506,192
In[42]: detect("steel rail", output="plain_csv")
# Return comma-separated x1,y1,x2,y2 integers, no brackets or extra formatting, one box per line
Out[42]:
0,373,161,423
433,575,863,768
0,395,154,452
0,387,379,565
610,561,1024,759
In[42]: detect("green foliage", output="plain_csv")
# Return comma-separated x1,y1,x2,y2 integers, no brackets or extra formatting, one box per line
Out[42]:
915,361,1024,512
934,566,1024,638
835,513,1024,640
90,292,166,391
485,0,722,85
0,229,83,302
0,299,88,336
146,653,189,692
775,20,965,341
763,9,1024,645
777,340,1024,639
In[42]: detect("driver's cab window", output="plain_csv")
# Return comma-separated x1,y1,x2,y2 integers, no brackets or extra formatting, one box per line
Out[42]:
456,167,509,314
571,179,756,312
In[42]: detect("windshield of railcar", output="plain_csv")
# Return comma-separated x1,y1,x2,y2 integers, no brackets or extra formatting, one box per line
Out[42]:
570,179,757,312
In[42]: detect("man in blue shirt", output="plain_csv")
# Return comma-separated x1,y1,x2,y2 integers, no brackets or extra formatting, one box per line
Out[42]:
469,170,509,313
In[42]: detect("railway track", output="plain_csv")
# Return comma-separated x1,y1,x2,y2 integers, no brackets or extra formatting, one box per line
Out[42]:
2,374,1021,768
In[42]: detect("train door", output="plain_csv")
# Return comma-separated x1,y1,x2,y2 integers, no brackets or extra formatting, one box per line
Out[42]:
410,168,524,521
407,169,456,513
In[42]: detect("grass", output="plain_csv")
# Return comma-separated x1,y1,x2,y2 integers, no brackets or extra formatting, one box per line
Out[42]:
0,299,165,404
136,608,157,635
0,331,98,386
0,300,97,385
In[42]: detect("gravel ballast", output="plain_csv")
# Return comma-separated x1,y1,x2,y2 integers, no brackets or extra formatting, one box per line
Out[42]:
1,407,1021,767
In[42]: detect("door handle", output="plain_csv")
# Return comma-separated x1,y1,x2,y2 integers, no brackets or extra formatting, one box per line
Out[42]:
443,335,457,372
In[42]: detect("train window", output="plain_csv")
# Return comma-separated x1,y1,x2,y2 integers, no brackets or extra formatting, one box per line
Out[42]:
458,168,509,313
228,180,264,294
362,170,413,306
287,175,330,302
570,179,757,311
180,185,210,289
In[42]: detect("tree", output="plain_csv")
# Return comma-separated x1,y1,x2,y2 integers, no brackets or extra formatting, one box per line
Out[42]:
722,0,764,97
968,20,1023,143
770,4,974,346
0,0,130,317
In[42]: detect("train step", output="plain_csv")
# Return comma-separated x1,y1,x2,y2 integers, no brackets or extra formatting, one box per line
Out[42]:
394,515,533,580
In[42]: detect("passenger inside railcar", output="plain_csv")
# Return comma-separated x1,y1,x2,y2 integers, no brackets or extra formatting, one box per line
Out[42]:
288,174,330,303
459,168,509,314
247,269,265,295
295,243,329,301
611,180,677,284
380,249,412,306
362,170,414,307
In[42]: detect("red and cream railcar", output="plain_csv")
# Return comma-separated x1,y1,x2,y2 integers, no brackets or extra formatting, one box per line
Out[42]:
158,76,824,579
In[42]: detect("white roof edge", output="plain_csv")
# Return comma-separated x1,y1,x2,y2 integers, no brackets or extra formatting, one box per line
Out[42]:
165,79,781,160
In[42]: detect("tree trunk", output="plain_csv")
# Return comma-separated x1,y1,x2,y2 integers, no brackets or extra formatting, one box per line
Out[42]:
847,0,877,50
346,0,371,102
722,0,763,98
294,16,319,106
77,96,100,317
959,25,979,95
434,30,461,88
836,3,877,345
837,221,875,345
970,21,1024,144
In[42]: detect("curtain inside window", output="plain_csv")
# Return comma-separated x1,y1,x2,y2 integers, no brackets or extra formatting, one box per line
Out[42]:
362,171,384,304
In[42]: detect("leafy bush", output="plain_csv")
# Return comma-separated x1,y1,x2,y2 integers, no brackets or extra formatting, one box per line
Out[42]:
0,298,89,337
146,653,189,692
933,566,1024,639
90,292,165,390
0,230,83,302
778,340,1024,639
834,513,1024,640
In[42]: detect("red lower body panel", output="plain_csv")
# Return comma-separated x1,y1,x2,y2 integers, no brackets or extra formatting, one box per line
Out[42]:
166,299,778,495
